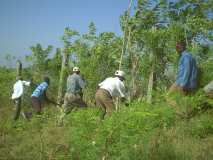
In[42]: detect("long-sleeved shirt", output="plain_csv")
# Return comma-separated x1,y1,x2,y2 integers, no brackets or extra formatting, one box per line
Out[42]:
12,80,31,100
98,77,126,98
31,82,48,100
176,51,198,90
66,73,86,94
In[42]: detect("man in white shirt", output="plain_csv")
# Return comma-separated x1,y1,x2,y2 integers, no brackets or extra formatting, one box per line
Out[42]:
11,76,31,120
95,70,126,119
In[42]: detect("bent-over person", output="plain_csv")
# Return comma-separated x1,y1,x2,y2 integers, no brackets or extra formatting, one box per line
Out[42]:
95,70,127,119
62,67,87,114
31,76,56,114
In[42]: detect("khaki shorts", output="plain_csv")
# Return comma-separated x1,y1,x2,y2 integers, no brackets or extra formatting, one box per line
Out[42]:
95,89,114,119
62,92,87,113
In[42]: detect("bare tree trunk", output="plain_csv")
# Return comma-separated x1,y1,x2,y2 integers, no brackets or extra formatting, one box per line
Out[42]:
16,60,22,78
57,49,69,106
118,0,133,70
147,64,154,104
147,51,155,104
130,56,139,101
116,27,131,111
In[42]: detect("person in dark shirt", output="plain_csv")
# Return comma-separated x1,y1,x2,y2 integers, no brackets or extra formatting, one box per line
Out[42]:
62,67,87,114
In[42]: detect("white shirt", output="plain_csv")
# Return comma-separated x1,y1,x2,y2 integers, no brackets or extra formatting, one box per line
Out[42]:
204,80,213,93
12,80,30,100
98,77,125,98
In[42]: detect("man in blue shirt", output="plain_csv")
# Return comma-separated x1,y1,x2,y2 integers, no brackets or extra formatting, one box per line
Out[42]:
169,41,198,94
31,76,56,114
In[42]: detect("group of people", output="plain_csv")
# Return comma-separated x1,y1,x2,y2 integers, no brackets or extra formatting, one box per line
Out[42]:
11,41,213,121
11,66,127,120
11,76,56,120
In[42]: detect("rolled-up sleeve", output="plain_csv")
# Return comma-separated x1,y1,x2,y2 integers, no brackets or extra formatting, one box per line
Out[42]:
176,56,191,88
22,81,31,86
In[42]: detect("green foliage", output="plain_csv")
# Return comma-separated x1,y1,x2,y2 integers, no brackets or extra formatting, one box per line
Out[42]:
26,43,53,79
187,113,213,138
0,99,213,160
69,24,123,103
0,67,16,106
1,0,213,159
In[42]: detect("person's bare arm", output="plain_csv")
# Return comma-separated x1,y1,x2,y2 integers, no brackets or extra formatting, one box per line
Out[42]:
44,91,59,105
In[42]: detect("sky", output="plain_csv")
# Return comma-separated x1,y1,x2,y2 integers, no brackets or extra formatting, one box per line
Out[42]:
0,0,130,66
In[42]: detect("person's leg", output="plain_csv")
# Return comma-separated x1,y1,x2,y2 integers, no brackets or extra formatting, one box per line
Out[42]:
96,89,114,119
72,94,87,108
95,90,107,120
167,83,186,106
31,97,42,114
58,93,76,126
207,92,213,98
13,98,21,120
102,96,114,116
168,83,185,95
62,93,69,113
62,93,76,114
204,81,213,98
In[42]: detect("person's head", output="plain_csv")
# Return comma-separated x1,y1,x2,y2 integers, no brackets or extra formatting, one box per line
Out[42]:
44,76,50,85
73,66,80,74
16,76,23,81
114,70,125,81
176,41,186,54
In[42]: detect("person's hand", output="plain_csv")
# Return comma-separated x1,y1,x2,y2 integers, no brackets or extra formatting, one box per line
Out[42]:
121,97,126,102
125,102,129,106
51,101,60,106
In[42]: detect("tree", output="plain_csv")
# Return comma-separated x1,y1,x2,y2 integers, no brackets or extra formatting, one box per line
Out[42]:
26,43,53,77
47,48,62,76
69,23,123,104
57,28,79,105
4,54,16,68
118,0,213,103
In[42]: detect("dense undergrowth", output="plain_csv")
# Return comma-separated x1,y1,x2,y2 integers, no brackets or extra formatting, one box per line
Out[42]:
1,0,213,159
0,67,213,160
0,96,212,160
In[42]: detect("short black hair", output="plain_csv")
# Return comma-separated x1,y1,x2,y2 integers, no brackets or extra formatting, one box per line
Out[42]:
176,40,186,47
44,76,50,84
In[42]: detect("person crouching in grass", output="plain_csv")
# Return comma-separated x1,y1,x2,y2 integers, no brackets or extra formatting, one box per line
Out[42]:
31,76,57,115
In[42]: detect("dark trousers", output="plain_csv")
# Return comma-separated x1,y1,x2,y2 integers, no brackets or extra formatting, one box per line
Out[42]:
13,98,22,120
31,97,42,114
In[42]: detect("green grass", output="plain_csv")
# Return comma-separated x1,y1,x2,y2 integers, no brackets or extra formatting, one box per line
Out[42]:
0,99,212,160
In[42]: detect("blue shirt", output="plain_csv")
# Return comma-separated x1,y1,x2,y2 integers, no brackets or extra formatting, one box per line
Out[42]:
176,51,198,90
31,82,48,100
